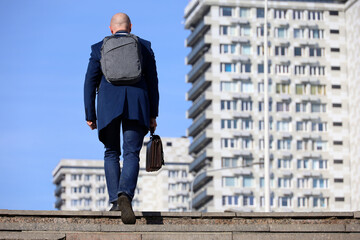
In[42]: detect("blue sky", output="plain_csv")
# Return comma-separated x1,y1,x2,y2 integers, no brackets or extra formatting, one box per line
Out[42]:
0,0,191,210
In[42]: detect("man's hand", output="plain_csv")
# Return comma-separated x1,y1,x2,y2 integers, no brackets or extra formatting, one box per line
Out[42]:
87,120,97,130
150,118,157,133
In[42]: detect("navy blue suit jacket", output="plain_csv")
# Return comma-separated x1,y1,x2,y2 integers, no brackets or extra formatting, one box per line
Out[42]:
84,31,159,139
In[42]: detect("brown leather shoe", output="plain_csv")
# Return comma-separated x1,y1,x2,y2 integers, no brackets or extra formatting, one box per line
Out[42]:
118,194,136,224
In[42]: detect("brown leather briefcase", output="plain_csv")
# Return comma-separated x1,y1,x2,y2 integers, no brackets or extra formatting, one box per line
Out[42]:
146,133,164,172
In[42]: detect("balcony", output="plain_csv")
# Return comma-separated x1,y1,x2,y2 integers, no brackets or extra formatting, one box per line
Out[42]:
186,74,211,101
186,54,211,83
189,130,212,155
184,0,210,29
186,36,211,65
193,171,213,192
54,185,63,197
187,111,212,137
234,188,253,195
192,188,213,209
186,18,211,47
233,112,251,119
187,91,212,119
189,150,209,172
233,150,252,157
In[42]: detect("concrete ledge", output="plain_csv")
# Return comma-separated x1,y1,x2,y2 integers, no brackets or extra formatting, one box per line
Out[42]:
269,224,346,232
1,210,360,240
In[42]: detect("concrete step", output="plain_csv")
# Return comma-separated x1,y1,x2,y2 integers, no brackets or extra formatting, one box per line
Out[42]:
0,210,360,240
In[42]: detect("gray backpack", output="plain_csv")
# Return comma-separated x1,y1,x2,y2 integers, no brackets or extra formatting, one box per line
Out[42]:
100,33,142,85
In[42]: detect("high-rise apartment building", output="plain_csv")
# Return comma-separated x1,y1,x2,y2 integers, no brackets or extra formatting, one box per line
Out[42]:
184,0,360,212
53,137,193,211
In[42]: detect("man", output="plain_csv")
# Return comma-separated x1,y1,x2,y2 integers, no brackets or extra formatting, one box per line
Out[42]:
84,13,159,224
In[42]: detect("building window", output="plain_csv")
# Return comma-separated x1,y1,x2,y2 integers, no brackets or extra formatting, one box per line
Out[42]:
240,8,250,18
240,82,254,93
331,48,340,52
241,44,251,55
276,120,291,131
220,63,236,73
279,197,292,207
276,83,290,94
308,11,323,20
220,7,233,17
220,44,236,54
334,159,343,164
294,65,306,75
221,119,238,129
313,197,328,208
220,25,236,36
334,178,344,183
96,175,105,182
275,46,288,56
274,9,287,19
257,8,264,18
222,158,238,168
313,178,328,189
309,29,324,39
312,159,328,169
240,63,251,73
277,139,291,150
298,197,309,208
276,102,290,112
297,178,310,189
334,141,343,145
275,27,287,38
258,101,273,112
311,122,327,132
335,197,345,202
221,100,237,111
258,82,272,93
293,28,304,38
278,177,292,188
243,196,254,206
293,10,304,20
331,66,341,71
330,29,340,34
313,141,327,151
332,84,341,89
240,25,251,36
333,122,342,127
311,103,326,113
294,47,302,56
297,159,310,169
278,158,291,169
329,11,339,16
333,103,342,108
223,177,237,187
84,174,91,181
241,100,253,111
221,138,237,149
309,66,325,76
243,176,253,187
311,85,326,95
296,121,308,131
309,47,323,57
220,81,237,92
257,26,264,37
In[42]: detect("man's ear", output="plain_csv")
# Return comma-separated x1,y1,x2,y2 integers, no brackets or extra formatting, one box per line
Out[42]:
129,24,133,33
109,26,114,34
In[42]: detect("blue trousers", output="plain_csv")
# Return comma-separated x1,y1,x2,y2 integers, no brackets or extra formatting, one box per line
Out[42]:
100,117,147,203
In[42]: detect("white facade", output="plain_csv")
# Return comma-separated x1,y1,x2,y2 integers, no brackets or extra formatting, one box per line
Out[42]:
184,0,360,212
52,137,193,211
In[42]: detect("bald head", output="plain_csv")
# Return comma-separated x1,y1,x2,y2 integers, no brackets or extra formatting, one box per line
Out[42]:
109,13,132,34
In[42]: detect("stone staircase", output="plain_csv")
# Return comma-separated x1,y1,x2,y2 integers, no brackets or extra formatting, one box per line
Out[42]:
1,210,360,239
